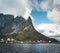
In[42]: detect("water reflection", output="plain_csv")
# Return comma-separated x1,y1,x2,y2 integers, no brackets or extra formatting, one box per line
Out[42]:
0,43,60,53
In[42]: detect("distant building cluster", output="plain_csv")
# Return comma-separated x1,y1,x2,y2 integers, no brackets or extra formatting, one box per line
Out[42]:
0,38,52,43
0,38,14,43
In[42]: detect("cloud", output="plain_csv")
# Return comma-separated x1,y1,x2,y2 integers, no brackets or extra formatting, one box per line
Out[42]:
23,8,32,19
47,8,60,23
35,23,60,37
29,0,53,11
46,0,60,24
29,0,40,11
0,0,32,19
40,0,53,11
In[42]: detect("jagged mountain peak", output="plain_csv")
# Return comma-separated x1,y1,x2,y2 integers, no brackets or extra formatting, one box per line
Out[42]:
28,16,32,22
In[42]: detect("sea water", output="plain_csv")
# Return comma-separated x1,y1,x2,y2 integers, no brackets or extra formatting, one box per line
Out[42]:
0,43,60,53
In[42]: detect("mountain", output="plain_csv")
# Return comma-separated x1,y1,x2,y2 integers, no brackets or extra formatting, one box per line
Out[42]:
0,13,59,43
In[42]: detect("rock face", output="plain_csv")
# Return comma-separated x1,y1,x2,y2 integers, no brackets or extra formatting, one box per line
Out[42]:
0,13,59,43
0,14,14,33
0,14,14,27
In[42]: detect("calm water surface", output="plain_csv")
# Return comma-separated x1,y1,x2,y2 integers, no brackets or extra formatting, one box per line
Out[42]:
0,43,60,53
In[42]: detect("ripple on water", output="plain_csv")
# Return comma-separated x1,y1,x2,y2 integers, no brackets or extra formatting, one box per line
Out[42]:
0,43,60,53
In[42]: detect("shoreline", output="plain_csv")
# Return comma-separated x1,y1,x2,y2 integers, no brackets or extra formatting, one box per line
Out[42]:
0,41,59,44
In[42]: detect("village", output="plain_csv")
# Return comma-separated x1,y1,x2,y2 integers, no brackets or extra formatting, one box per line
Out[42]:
0,38,52,43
